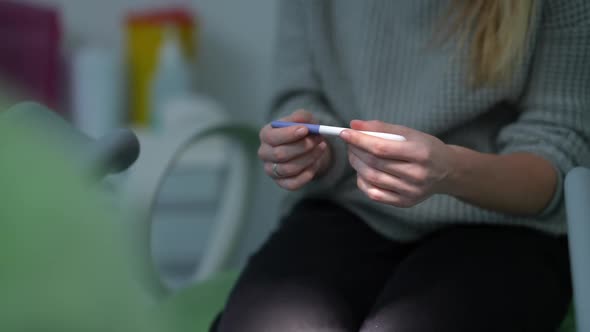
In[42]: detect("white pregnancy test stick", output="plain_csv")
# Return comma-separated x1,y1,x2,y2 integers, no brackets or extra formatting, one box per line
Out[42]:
271,121,406,141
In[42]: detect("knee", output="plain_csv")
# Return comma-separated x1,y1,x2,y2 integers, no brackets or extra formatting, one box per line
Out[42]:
358,305,457,332
359,314,434,332
215,284,357,332
358,311,407,332
216,305,352,332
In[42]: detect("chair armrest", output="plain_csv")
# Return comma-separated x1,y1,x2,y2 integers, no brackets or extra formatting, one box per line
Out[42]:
565,167,590,332
120,121,259,298
1,102,139,178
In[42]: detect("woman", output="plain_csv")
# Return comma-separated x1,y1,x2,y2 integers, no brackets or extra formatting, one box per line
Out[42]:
215,0,589,331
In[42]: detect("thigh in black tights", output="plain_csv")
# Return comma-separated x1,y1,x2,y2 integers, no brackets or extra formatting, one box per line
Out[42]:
214,199,571,332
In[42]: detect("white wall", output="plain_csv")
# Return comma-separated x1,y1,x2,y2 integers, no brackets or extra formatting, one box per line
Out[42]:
22,0,187,46
25,0,278,124
191,0,278,124
21,0,285,269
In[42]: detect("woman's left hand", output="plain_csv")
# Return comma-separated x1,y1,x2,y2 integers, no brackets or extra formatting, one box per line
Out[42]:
339,120,457,208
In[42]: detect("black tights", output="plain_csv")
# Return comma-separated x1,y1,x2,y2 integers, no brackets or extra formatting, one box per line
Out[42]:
214,199,571,332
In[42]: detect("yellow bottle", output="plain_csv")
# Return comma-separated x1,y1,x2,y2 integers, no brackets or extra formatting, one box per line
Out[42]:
125,9,197,126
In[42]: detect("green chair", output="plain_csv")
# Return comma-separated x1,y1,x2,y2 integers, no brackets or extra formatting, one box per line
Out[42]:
561,167,590,332
0,102,257,331
0,106,166,331
159,271,239,331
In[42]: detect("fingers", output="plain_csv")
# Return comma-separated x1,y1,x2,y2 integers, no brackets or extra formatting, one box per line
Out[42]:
349,152,420,198
339,129,416,161
264,141,327,178
275,157,324,191
349,146,432,186
350,119,413,138
257,109,329,191
260,123,310,146
260,109,320,147
258,135,322,163
277,162,322,191
357,176,416,208
348,146,412,177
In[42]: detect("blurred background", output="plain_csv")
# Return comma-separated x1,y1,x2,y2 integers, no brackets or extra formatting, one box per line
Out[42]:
0,0,285,289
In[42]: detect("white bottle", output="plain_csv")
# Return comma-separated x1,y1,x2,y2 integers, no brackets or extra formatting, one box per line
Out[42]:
72,45,123,139
150,27,193,131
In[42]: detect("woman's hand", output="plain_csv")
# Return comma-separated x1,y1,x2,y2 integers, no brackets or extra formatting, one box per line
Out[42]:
339,120,457,207
258,110,333,191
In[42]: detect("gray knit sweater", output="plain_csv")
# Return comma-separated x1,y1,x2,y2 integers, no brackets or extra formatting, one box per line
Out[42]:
269,0,590,241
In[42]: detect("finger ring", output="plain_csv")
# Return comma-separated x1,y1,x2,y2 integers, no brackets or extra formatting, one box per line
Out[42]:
272,163,282,178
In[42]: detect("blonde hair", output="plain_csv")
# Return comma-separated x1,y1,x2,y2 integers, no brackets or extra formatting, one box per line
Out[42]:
450,0,536,85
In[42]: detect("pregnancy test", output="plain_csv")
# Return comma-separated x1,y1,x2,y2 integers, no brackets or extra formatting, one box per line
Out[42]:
271,121,406,141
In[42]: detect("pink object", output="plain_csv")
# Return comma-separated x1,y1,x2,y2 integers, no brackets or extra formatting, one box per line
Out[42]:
0,1,62,112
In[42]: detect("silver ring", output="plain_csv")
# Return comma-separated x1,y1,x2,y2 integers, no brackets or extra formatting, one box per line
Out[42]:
272,163,282,178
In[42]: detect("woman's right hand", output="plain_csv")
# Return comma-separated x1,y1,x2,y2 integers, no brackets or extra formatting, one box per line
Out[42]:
258,110,332,191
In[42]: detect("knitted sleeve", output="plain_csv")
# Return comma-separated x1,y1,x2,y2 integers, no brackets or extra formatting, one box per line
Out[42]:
497,0,590,216
268,0,350,190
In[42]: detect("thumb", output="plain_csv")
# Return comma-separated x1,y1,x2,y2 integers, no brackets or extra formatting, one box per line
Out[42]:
350,120,413,137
